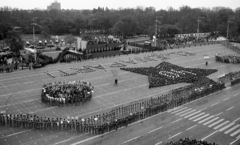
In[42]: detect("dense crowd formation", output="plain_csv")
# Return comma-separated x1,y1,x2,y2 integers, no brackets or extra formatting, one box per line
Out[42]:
164,138,218,145
215,53,240,63
121,61,218,88
41,81,94,106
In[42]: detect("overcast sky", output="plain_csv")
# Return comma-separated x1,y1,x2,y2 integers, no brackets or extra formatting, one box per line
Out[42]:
1,0,239,10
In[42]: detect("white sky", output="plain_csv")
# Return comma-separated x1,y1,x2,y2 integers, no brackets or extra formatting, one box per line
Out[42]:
1,0,239,10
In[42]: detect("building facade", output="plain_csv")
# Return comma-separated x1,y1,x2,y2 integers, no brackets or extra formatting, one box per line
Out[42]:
47,1,61,10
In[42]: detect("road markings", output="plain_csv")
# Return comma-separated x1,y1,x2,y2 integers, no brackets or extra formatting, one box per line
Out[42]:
186,125,197,131
233,118,240,123
175,108,192,116
211,102,219,106
213,121,230,130
155,141,162,145
208,119,224,128
225,125,240,134
184,111,201,119
201,130,218,141
171,107,188,114
223,97,230,101
203,117,219,126
179,110,196,117
198,116,215,124
234,93,240,97
148,126,163,134
193,114,209,122
218,122,235,132
227,106,234,111
230,129,240,137
0,130,31,139
200,107,208,111
189,112,205,120
214,112,223,116
52,134,88,145
168,132,182,139
171,118,182,124
230,138,240,145
121,136,141,144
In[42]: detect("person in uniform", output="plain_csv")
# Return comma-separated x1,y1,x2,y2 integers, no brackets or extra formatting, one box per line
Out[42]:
115,79,118,85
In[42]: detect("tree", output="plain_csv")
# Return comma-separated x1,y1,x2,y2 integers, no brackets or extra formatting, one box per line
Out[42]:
64,35,76,47
112,16,138,37
5,30,24,55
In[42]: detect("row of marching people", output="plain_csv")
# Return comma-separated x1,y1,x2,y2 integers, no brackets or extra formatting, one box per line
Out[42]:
215,53,240,63
0,78,225,135
41,80,94,106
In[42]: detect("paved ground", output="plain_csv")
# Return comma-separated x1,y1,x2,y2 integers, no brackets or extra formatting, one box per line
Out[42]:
0,43,240,145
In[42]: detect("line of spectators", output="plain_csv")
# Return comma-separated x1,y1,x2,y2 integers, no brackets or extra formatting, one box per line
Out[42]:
41,81,94,106
215,53,240,63
0,76,225,135
164,138,218,145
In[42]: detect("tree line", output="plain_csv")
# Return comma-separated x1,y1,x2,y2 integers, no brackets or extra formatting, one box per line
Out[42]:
0,6,240,40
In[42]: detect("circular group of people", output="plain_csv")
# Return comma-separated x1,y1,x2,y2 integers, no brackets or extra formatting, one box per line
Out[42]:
41,80,94,106
215,53,240,63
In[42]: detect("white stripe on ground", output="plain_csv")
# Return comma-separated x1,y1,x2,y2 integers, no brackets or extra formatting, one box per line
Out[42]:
201,130,218,141
186,125,198,131
168,132,182,139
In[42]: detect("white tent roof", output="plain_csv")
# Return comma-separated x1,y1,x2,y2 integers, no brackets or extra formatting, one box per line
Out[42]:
24,48,37,53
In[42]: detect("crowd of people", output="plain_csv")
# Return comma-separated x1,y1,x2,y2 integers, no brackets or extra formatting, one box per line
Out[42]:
231,77,240,86
217,70,240,84
121,61,218,88
0,76,225,135
164,138,218,145
86,36,122,45
215,53,240,63
41,81,94,106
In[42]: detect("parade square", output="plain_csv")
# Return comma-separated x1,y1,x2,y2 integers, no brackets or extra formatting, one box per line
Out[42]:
1,43,240,145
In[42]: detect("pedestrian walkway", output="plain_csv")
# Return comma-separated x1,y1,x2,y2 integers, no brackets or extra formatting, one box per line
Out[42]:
169,106,240,139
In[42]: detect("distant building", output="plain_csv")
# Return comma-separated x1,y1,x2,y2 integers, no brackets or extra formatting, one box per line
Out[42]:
47,1,61,10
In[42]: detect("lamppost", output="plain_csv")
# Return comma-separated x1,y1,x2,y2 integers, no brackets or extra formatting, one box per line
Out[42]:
197,17,205,39
227,18,234,40
0,33,4,48
155,16,162,47
31,17,37,61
